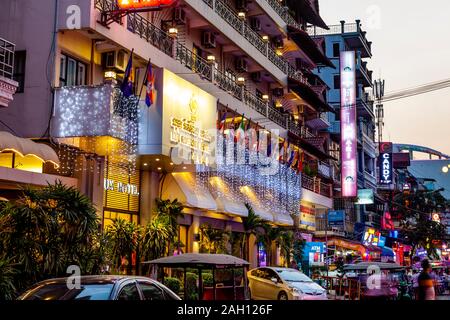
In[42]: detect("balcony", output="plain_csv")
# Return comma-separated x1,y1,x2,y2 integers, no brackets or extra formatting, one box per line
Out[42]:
356,56,373,88
119,7,302,135
364,170,378,190
262,0,303,30
306,112,330,130
0,37,19,107
51,84,139,146
357,87,375,118
317,161,332,179
302,174,332,198
307,20,372,58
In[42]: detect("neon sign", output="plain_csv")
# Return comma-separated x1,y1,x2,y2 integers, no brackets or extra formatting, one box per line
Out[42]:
117,0,176,11
340,51,357,197
379,142,393,185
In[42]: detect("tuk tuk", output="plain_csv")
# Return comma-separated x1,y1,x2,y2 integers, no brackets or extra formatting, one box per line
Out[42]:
343,262,407,300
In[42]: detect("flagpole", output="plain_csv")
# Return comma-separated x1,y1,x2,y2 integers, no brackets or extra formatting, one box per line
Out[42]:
137,58,151,104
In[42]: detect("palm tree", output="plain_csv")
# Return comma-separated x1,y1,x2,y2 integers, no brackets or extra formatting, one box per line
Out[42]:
154,198,184,254
276,230,294,267
257,224,282,266
106,219,141,275
241,203,269,262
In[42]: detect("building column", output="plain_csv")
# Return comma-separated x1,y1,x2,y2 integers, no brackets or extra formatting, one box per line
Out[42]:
249,234,258,268
140,171,161,225
187,214,201,254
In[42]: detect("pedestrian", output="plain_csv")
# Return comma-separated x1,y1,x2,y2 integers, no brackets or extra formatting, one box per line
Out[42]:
412,269,420,299
417,259,436,300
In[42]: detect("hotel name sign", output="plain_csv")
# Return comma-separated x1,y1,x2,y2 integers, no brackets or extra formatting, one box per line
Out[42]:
104,179,140,196
169,95,212,165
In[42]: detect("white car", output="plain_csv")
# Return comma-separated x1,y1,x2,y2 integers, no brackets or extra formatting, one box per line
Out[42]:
248,267,328,300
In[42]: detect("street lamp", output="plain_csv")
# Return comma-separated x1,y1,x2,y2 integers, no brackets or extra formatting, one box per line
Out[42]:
442,165,450,173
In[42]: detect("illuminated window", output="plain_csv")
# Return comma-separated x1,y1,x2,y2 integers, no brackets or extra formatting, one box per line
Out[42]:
60,53,87,87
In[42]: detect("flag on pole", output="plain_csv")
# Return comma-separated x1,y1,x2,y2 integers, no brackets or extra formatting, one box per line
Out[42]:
144,61,155,107
120,49,134,98
267,133,272,157
287,148,296,167
297,151,304,173
218,110,227,133
235,115,245,144
290,150,299,169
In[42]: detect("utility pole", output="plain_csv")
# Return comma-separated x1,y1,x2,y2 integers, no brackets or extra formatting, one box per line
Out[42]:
374,79,385,144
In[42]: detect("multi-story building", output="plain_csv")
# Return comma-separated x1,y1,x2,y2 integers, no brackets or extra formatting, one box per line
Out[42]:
0,0,334,267
307,20,381,233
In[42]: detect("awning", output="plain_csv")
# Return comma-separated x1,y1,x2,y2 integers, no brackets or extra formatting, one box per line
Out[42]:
273,213,294,226
287,0,329,30
0,131,60,167
161,173,217,210
208,176,248,218
287,25,334,68
143,253,250,267
253,206,274,222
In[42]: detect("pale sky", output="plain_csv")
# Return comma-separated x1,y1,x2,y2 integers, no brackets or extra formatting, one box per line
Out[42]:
319,0,450,157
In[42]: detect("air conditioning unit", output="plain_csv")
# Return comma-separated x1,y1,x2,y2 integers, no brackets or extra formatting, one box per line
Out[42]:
250,17,261,31
235,58,248,73
202,31,216,49
235,0,248,11
251,71,262,83
272,87,284,97
101,50,127,73
173,7,187,25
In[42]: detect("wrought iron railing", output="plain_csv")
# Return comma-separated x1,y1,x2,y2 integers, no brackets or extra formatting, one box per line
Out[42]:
264,0,303,30
0,37,15,80
215,0,244,34
127,13,174,56
176,43,212,81
214,69,243,100
95,0,300,134
318,162,332,178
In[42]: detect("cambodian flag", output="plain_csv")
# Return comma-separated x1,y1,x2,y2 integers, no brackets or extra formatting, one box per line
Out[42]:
144,62,155,108
120,50,133,98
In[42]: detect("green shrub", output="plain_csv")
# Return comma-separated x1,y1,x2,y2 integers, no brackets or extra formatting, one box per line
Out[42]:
185,272,198,300
164,277,181,294
202,272,213,287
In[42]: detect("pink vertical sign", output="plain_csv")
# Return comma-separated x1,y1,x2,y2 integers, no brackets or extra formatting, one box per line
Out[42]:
340,51,357,197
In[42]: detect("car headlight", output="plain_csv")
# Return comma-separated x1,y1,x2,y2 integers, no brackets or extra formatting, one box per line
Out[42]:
290,287,304,298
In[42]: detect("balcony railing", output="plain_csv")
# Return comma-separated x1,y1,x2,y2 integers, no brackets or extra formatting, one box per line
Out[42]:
264,0,303,30
0,37,15,80
127,13,174,56
92,2,302,134
201,0,302,76
318,162,332,179
176,42,212,81
302,174,332,198
52,84,139,145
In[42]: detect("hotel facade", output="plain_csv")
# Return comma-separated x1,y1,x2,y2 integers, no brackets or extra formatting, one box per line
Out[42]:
0,0,335,267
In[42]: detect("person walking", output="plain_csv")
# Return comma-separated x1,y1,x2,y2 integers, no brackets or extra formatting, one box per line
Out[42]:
417,259,436,300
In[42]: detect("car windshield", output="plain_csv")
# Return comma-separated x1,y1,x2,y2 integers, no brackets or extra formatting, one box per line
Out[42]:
276,270,313,283
21,283,114,300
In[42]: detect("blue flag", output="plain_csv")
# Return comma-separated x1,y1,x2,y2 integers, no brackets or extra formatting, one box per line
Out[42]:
120,50,133,98
144,62,154,107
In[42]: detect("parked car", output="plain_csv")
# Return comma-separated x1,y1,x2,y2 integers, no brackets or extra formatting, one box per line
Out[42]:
247,267,327,300
17,275,181,300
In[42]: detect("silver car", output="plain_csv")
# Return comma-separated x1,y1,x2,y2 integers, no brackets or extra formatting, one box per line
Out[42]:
248,267,328,300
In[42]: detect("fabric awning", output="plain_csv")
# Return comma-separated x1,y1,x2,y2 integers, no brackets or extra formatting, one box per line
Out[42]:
161,173,217,210
208,176,248,218
253,206,274,222
0,131,60,167
273,213,294,226
287,25,334,67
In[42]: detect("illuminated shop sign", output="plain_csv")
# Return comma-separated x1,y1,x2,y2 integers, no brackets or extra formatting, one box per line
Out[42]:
340,51,357,197
117,0,176,11
328,210,345,227
104,179,140,196
379,142,393,185
362,227,384,247
356,189,374,205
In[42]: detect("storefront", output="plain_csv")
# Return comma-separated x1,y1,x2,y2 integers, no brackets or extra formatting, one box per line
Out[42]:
103,160,141,229
0,131,77,198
